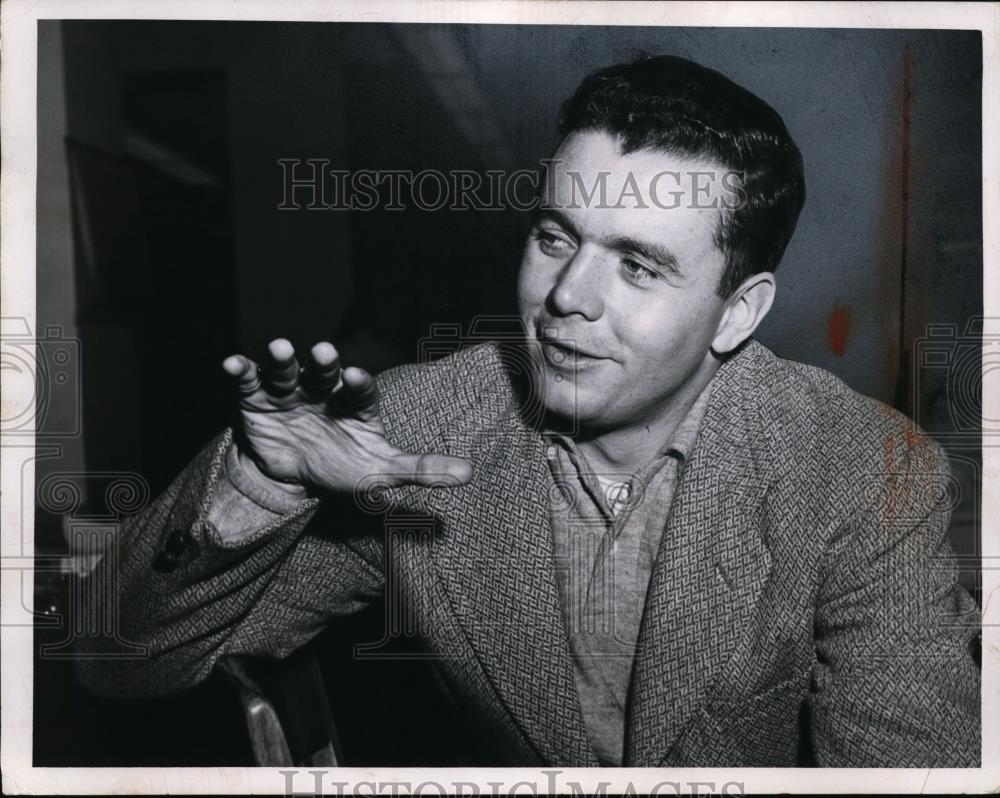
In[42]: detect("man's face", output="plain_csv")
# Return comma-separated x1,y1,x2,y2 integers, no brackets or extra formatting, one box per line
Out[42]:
517,130,732,432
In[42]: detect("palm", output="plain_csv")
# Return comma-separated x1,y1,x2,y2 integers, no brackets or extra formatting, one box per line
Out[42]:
238,388,390,489
223,340,472,494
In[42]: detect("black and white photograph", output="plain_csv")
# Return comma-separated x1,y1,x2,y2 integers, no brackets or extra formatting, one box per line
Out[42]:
1,1,995,794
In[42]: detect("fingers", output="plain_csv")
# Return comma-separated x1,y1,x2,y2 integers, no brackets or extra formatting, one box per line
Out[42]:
387,452,475,488
339,366,379,419
302,341,341,395
263,338,300,395
222,355,263,396
222,339,300,399
223,339,368,405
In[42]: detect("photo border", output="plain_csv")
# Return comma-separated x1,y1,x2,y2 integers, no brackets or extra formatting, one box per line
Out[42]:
2,1,996,793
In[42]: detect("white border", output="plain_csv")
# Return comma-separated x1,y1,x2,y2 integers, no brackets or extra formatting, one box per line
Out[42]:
2,1,996,794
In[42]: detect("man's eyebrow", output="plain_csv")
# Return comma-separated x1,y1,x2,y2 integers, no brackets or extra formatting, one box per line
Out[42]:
606,235,683,274
533,207,581,238
534,207,683,275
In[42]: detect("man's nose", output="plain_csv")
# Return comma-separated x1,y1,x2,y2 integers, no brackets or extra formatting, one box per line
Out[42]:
548,246,603,320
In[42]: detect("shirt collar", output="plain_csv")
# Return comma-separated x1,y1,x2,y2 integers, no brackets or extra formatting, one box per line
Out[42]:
660,379,713,463
543,373,715,469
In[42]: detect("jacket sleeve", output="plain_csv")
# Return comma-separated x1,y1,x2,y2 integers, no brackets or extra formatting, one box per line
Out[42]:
810,433,980,767
76,428,385,699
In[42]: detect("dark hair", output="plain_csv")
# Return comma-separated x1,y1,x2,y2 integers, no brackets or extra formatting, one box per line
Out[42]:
558,55,806,297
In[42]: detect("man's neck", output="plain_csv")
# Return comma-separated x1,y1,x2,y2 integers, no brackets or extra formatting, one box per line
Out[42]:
573,361,719,476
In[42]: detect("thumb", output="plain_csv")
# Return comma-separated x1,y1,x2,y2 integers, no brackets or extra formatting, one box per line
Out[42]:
386,452,475,488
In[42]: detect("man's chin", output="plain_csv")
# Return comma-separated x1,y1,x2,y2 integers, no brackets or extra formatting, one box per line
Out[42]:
535,379,617,432
516,349,614,429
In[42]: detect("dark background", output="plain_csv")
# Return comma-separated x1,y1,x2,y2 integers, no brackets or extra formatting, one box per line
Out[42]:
33,21,983,765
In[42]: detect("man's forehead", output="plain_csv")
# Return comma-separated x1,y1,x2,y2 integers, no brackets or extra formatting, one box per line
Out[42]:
541,130,741,214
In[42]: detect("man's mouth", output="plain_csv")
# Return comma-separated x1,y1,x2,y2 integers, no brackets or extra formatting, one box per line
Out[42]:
536,330,608,369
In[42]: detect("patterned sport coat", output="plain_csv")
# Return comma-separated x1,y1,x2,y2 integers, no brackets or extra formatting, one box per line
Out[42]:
79,339,980,767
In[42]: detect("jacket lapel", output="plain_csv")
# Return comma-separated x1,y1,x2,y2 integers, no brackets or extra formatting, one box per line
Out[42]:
625,342,776,766
427,385,597,766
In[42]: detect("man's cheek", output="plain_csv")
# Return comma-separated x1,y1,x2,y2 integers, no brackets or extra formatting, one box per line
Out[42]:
526,275,550,305
517,284,542,316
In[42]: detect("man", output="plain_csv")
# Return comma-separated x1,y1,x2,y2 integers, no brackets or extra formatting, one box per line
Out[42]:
79,55,980,767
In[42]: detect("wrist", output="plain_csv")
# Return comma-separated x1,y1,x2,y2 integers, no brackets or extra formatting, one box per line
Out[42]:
235,447,310,498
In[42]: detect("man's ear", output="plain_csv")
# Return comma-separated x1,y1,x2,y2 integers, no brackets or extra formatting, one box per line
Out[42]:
711,272,776,355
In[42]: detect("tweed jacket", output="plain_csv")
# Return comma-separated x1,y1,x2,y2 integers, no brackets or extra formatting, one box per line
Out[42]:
79,339,980,767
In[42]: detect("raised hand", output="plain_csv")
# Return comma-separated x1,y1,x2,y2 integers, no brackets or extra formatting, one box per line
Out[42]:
222,339,473,494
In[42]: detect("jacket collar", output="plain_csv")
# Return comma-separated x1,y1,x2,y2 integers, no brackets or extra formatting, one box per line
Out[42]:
427,339,778,766
625,339,778,765
426,343,597,765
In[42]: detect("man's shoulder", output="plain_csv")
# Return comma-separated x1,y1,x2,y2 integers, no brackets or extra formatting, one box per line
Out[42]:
375,342,515,447
739,341,946,474
377,341,506,393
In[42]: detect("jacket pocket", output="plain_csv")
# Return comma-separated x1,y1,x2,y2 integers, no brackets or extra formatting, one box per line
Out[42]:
704,670,808,720
669,670,810,766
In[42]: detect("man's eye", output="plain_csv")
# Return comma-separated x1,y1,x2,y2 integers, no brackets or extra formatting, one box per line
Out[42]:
621,259,659,284
532,229,573,256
